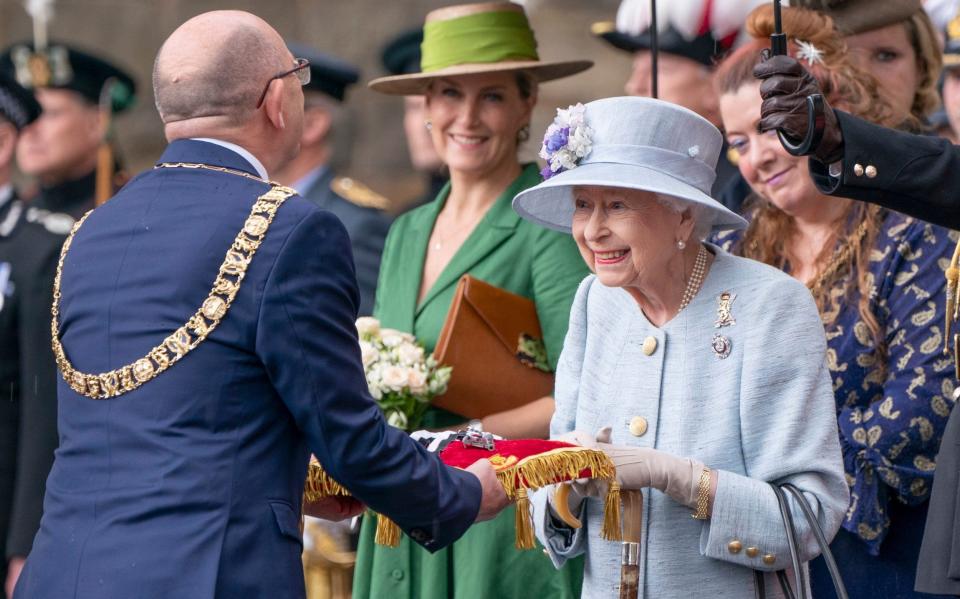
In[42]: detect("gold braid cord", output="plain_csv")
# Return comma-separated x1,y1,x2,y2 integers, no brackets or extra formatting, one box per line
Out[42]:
51,164,296,400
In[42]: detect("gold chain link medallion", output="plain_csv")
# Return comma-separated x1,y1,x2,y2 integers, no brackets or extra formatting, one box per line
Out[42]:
50,163,296,400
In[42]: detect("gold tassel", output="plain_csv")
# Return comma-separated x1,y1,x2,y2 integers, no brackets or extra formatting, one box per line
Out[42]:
944,242,959,353
374,514,401,547
514,487,536,550
600,480,623,542
304,462,349,502
95,142,113,206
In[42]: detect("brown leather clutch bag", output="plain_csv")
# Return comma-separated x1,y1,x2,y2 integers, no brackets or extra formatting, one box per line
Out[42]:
432,275,554,419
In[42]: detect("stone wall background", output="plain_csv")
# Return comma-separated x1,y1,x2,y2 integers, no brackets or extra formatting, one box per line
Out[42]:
0,0,629,207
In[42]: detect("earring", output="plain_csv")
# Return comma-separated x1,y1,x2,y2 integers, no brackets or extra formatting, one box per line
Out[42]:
517,124,530,143
425,120,432,130
677,239,686,250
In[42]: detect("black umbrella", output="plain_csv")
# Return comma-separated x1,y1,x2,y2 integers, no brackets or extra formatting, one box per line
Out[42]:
770,0,825,155
650,0,658,98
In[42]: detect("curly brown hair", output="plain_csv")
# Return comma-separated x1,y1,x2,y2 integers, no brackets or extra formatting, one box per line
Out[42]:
714,4,900,367
904,10,944,122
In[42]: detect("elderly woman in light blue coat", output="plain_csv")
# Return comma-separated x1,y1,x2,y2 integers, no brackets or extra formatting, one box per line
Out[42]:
512,97,849,598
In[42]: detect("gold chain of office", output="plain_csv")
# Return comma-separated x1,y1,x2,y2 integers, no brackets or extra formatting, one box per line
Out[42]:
50,163,296,400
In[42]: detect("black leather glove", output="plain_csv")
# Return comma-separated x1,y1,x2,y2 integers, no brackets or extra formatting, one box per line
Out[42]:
753,53,844,165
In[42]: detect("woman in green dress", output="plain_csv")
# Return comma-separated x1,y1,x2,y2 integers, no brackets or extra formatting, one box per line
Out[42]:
354,3,591,597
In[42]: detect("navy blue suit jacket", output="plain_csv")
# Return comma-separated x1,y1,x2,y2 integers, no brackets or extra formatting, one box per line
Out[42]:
14,140,480,599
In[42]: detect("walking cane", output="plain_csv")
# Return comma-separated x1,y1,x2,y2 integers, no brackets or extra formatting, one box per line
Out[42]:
769,0,825,156
619,490,643,599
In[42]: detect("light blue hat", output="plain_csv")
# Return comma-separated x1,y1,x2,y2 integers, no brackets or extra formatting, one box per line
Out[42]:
513,96,747,233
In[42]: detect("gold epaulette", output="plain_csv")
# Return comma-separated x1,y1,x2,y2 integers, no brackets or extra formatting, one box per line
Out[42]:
590,21,616,36
331,177,390,211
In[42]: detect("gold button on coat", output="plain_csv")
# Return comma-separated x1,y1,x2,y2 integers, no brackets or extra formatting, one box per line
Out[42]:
853,163,864,176
762,554,776,565
865,165,877,178
746,546,759,558
642,336,658,356
629,416,648,437
727,540,743,554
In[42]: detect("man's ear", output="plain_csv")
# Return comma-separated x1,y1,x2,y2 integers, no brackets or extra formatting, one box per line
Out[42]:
262,79,286,130
0,122,16,167
302,106,332,145
85,106,108,146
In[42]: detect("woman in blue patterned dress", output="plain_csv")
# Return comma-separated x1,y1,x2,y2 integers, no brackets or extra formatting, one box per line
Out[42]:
714,6,955,598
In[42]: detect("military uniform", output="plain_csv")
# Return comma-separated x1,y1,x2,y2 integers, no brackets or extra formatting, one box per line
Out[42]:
0,69,41,587
379,28,449,213
285,44,392,316
294,169,390,316
0,184,23,590
591,1,761,212
0,41,135,566
807,110,960,229
5,173,96,561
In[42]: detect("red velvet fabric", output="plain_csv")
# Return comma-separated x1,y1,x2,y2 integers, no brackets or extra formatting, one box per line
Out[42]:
439,439,601,488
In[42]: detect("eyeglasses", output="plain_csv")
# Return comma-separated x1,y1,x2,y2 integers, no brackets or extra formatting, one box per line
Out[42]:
256,57,311,108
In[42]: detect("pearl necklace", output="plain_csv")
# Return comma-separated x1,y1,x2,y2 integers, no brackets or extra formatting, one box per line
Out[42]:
678,244,708,313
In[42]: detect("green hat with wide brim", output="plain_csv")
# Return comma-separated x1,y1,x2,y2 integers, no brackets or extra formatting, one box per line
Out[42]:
368,2,592,95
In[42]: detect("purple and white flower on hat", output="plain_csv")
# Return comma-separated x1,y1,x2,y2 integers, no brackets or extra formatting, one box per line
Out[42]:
538,103,593,180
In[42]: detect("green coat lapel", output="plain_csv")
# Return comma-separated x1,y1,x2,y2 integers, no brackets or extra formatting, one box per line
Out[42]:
390,194,445,333
416,165,537,316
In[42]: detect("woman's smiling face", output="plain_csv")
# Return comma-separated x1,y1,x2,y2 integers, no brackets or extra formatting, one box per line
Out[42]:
570,185,691,291
424,71,534,178
720,82,818,217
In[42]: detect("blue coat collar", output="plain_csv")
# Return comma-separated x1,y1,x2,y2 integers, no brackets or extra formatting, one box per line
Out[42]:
157,139,263,179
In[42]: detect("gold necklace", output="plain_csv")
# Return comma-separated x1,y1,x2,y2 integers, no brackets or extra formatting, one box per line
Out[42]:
678,244,708,313
51,162,296,400
806,220,868,298
430,208,485,252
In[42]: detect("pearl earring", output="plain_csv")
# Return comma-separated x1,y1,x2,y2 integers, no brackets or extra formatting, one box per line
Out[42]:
677,239,686,250
425,120,432,130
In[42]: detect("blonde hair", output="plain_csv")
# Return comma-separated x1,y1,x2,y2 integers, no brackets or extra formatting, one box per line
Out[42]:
715,4,895,369
905,10,943,122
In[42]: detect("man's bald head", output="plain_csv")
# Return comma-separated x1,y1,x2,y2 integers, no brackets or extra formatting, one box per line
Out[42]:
153,11,290,126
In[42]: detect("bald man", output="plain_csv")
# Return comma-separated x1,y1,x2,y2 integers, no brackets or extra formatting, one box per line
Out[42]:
12,12,505,599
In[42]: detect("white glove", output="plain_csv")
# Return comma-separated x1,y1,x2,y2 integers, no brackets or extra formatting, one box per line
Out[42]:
555,426,612,449
600,443,706,509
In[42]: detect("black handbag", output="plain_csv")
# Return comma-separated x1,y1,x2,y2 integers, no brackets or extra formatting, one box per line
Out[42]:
753,482,848,599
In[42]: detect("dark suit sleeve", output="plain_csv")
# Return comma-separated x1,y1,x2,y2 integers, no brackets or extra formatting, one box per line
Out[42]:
7,240,61,559
809,111,960,229
348,211,391,317
255,209,481,551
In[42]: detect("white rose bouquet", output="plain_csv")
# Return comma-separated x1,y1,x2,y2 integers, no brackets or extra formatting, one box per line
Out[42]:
355,316,452,431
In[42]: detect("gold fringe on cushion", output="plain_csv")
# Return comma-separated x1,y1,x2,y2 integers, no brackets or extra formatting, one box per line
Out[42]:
600,480,623,542
375,514,401,547
514,487,536,550
493,447,616,499
304,461,349,502
303,448,621,550
492,447,619,550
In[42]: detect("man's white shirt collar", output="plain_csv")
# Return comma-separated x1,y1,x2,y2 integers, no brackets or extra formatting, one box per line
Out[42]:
191,138,270,181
